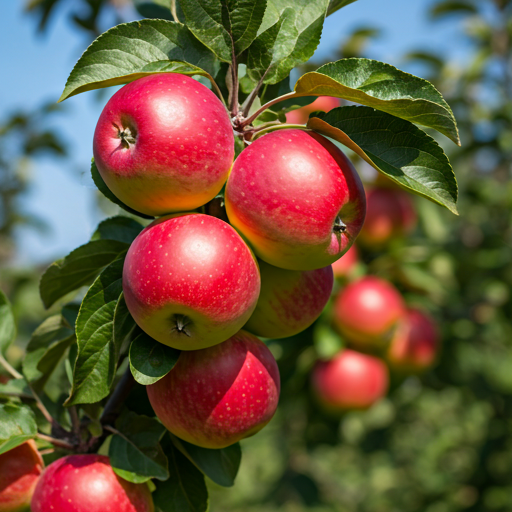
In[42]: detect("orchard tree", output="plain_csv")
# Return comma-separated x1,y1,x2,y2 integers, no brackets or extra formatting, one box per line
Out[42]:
0,0,461,510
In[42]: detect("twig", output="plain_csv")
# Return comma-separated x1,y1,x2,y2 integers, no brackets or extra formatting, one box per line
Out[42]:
70,406,81,436
241,71,269,118
0,354,23,380
100,368,136,426
27,383,55,426
37,433,74,451
229,40,239,117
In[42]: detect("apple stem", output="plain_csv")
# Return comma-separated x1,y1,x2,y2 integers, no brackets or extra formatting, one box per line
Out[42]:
37,433,75,452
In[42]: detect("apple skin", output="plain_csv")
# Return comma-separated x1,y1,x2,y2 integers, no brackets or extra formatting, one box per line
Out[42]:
123,213,261,350
93,73,234,216
147,330,280,449
311,349,389,411
333,276,405,350
285,96,341,125
244,261,333,339
331,245,359,279
31,454,153,512
0,441,43,512
359,187,417,246
225,129,366,271
387,308,439,372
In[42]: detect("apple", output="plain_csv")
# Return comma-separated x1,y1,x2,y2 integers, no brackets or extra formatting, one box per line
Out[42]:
93,73,234,216
387,308,439,372
311,349,389,411
244,260,333,339
333,276,405,349
331,244,359,279
123,213,261,350
225,129,366,271
285,96,341,125
0,441,43,512
31,454,153,512
359,187,417,246
147,330,280,449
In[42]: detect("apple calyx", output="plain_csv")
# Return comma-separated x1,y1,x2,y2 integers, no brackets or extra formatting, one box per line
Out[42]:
171,314,192,337
333,216,347,234
116,124,137,148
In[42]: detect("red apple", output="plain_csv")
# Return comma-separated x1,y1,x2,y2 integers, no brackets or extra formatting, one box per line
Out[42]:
285,96,341,125
244,261,333,339
31,454,153,512
225,129,366,271
123,213,261,350
147,330,280,449
311,349,389,410
387,308,439,372
359,187,417,246
0,441,43,512
93,73,234,216
331,244,359,279
333,276,405,349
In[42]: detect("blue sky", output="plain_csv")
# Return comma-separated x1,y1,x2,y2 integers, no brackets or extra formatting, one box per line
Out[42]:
1,0,470,265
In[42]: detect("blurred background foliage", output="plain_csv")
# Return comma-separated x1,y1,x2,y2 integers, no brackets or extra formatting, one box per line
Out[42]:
1,0,512,511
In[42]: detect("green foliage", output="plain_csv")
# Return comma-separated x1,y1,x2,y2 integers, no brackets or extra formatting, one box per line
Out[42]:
0,290,16,354
0,403,37,455
91,216,144,244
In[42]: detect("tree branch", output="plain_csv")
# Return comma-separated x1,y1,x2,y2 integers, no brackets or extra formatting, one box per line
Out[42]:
37,433,74,451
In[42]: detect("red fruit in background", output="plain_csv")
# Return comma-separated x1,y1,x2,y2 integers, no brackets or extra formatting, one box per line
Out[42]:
387,308,439,372
311,349,389,410
0,441,43,512
333,276,405,349
331,245,359,279
359,187,417,246
285,96,341,125
225,129,366,271
147,330,280,449
93,73,234,216
244,261,333,339
123,214,260,351
31,454,153,512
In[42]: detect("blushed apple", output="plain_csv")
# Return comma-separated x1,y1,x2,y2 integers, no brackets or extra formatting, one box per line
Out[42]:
93,73,234,216
311,349,389,411
225,129,366,271
123,214,261,350
244,260,333,339
331,245,359,279
333,276,405,349
286,96,341,125
31,454,153,512
147,330,280,449
0,441,43,512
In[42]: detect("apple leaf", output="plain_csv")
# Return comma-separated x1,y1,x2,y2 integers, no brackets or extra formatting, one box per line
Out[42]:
246,0,329,85
170,434,241,487
109,411,169,483
430,1,478,19
59,19,219,102
66,258,125,406
0,403,37,455
154,436,209,512
39,239,129,309
327,0,358,16
134,0,175,20
294,58,460,145
0,290,16,355
113,294,137,353
91,216,144,245
129,331,180,386
307,106,458,214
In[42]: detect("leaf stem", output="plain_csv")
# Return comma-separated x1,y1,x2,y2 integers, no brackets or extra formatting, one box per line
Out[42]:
27,383,55,426
37,433,74,451
229,41,239,117
252,123,311,140
241,70,269,117
70,406,81,436
0,354,23,380
240,92,305,128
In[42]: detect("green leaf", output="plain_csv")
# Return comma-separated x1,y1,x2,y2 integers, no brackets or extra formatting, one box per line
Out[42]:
327,0,358,16
66,258,125,406
0,403,37,455
294,58,460,145
129,331,180,386
91,216,144,244
307,106,458,214
134,0,175,20
154,437,208,512
246,0,329,85
91,160,154,220
109,411,169,483
61,303,80,329
430,1,478,19
39,239,128,309
180,0,267,62
59,19,219,102
0,290,16,355
113,294,137,352
171,434,241,487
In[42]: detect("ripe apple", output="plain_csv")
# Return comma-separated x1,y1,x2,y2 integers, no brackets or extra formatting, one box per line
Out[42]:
285,96,341,125
0,441,43,512
387,308,439,372
359,187,417,246
31,454,153,512
147,330,280,449
244,261,333,339
311,349,389,411
331,244,359,279
93,73,234,216
333,276,405,349
225,129,366,271
123,213,261,350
